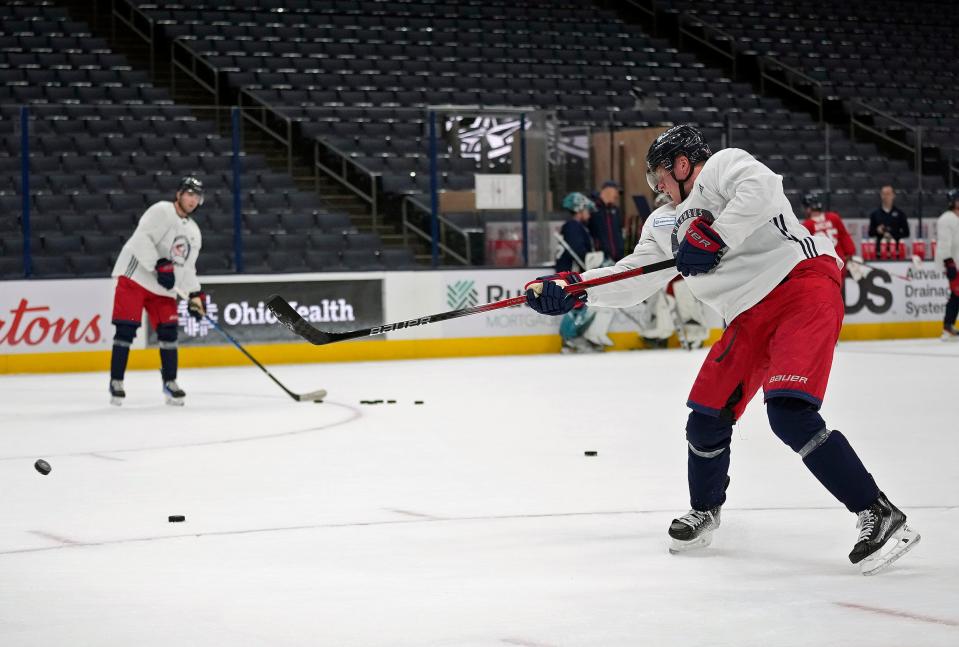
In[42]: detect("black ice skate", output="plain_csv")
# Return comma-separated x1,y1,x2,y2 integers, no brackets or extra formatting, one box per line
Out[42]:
163,380,186,406
668,506,721,553
849,491,920,576
941,326,959,342
109,380,125,406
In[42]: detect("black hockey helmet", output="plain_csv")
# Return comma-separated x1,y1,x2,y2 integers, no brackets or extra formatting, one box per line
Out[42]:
645,124,712,192
802,191,824,211
178,175,204,205
947,188,959,208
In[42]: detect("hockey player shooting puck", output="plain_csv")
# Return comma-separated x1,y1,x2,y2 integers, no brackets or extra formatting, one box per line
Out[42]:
584,451,598,457
34,459,51,475
168,515,185,523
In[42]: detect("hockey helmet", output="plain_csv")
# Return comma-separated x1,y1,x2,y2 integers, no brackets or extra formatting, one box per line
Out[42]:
802,192,824,211
562,192,595,214
178,175,204,205
947,188,959,208
645,124,712,192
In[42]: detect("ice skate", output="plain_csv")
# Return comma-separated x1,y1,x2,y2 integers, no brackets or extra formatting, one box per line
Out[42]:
941,326,959,341
163,380,186,406
561,337,603,354
668,506,721,553
849,491,920,576
109,380,125,406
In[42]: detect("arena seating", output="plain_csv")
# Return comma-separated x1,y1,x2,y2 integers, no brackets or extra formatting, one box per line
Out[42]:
129,0,941,226
651,0,954,210
0,2,413,279
3,0,954,278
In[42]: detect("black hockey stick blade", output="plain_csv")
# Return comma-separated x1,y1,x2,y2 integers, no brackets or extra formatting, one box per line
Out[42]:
266,258,677,347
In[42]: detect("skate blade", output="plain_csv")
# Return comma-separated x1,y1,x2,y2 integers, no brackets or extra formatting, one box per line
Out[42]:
860,525,921,576
164,395,185,407
110,396,123,406
669,531,714,554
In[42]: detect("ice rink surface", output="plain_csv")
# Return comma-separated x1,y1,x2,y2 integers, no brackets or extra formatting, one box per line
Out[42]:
1,339,957,646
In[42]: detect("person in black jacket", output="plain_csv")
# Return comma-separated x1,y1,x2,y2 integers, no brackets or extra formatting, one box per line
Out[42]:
589,180,625,262
867,185,910,254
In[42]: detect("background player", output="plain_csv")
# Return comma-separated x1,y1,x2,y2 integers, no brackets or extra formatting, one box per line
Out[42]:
525,125,919,575
108,176,207,406
936,189,959,340
799,192,866,280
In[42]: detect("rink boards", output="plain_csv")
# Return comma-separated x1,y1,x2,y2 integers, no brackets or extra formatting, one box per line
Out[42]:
0,262,948,373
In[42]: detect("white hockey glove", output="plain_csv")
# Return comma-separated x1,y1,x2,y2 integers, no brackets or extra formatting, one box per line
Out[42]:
846,256,868,282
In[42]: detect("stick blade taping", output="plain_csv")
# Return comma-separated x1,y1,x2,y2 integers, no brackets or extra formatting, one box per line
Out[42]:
296,389,328,402
267,295,334,345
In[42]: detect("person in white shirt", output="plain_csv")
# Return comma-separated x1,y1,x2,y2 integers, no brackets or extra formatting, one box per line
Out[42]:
935,189,959,340
108,176,206,406
525,125,918,575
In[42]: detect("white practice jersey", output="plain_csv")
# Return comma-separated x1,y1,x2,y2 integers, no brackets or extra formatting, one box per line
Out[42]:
111,201,202,296
582,148,841,323
934,210,959,265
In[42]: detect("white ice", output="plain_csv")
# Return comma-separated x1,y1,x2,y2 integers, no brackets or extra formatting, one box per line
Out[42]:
1,339,957,646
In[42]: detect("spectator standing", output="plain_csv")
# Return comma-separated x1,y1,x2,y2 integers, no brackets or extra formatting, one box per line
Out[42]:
589,180,625,262
867,185,910,255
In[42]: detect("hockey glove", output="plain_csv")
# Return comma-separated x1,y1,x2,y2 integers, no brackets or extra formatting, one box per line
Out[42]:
945,258,957,281
846,256,868,282
525,271,586,315
187,291,206,321
155,258,175,290
676,217,728,277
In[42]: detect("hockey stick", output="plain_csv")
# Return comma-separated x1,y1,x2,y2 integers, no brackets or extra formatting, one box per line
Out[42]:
551,231,647,329
176,290,326,402
267,258,678,346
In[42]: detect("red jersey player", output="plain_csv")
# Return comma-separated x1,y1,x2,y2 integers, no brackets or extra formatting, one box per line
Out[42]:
801,193,865,279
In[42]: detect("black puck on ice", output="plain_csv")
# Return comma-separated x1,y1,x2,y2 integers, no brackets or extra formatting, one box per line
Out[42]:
584,451,598,457
387,400,396,404
414,400,424,405
34,459,51,475
168,515,185,523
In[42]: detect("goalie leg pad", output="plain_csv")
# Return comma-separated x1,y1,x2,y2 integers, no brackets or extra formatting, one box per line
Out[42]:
686,410,732,512
767,397,879,513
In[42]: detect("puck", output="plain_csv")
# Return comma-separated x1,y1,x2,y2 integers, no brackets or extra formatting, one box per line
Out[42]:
168,515,185,523
584,451,598,457
414,400,424,405
387,400,396,404
34,459,51,475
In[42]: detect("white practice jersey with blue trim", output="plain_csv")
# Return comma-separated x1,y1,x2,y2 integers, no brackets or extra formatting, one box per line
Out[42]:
581,148,842,323
111,200,202,296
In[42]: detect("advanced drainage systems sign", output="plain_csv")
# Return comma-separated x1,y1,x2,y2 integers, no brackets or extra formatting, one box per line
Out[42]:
156,278,383,346
842,262,952,323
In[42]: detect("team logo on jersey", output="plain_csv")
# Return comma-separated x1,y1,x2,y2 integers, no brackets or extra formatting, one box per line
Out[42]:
671,208,715,254
170,236,192,266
